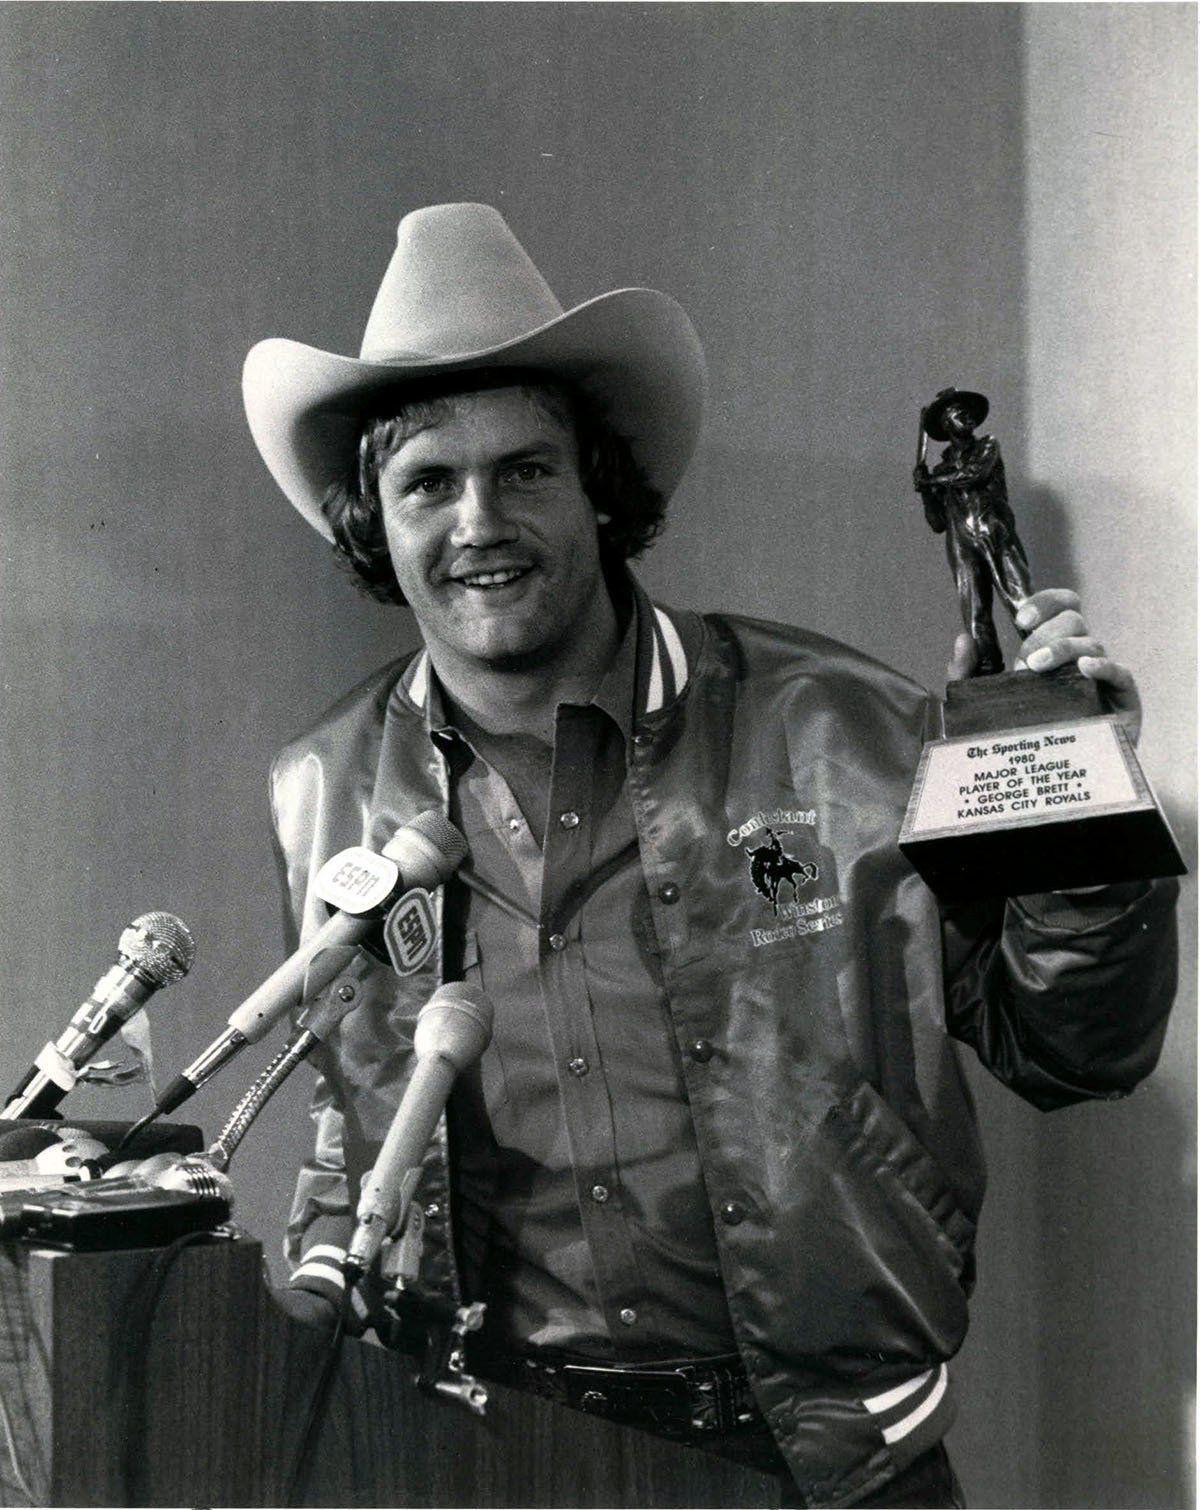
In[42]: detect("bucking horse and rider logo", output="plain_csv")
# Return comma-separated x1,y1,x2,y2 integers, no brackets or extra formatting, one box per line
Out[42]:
746,828,819,914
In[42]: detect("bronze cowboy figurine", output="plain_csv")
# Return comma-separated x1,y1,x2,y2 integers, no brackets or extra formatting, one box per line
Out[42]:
913,388,1032,676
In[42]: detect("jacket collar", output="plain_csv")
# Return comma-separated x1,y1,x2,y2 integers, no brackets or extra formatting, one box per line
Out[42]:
394,573,697,727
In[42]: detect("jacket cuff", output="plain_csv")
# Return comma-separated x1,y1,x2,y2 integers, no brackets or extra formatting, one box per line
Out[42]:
289,1242,370,1330
1010,879,1156,933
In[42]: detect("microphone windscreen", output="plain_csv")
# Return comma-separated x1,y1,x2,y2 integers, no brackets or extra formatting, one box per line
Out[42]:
119,912,196,984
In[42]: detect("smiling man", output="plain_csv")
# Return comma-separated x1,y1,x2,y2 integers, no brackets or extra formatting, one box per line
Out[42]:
242,204,1177,1509
369,383,619,706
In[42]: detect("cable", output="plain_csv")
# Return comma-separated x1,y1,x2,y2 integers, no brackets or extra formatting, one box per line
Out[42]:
0,1382,39,1505
111,1230,217,1506
283,1283,352,1507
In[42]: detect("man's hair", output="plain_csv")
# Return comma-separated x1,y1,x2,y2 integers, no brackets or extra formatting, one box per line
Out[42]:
321,371,667,605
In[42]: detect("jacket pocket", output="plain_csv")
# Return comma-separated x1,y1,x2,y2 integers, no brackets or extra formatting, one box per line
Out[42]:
828,1082,975,1279
770,1081,974,1371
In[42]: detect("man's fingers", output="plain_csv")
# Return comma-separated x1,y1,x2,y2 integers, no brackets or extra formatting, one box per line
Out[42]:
1014,588,1081,632
1024,635,1106,672
1078,656,1143,744
946,632,977,682
1018,610,1089,657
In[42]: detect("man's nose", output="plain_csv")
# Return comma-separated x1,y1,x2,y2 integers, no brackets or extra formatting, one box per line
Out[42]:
449,475,516,548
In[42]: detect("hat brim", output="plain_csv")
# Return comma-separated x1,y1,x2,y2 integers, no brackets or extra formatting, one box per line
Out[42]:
243,288,706,541
924,390,989,443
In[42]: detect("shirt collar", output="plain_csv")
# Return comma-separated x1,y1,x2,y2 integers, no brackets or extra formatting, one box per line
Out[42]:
395,577,691,738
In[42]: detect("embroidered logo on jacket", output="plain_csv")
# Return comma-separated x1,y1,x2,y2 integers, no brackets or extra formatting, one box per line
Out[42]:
726,808,845,948
746,829,818,915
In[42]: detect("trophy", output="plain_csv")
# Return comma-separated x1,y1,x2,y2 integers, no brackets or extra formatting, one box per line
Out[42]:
898,388,1184,899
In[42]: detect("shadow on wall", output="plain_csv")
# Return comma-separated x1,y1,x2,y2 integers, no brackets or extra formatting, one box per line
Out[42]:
1035,1071,1195,1510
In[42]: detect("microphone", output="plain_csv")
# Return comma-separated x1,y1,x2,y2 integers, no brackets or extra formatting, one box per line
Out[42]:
345,982,493,1278
0,1125,110,1192
0,1156,233,1246
146,812,467,1122
2,914,195,1121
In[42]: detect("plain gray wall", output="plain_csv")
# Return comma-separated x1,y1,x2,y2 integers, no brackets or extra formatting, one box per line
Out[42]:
0,6,1193,1506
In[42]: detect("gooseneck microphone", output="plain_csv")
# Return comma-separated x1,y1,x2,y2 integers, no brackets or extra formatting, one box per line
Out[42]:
142,812,467,1128
2,913,195,1121
345,982,493,1278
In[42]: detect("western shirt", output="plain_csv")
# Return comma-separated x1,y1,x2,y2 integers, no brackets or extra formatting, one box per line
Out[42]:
419,601,738,1358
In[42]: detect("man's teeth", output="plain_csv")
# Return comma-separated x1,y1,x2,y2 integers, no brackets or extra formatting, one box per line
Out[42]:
461,568,527,587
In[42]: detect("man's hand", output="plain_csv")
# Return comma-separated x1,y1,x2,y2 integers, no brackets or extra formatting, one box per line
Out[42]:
272,1284,342,1332
1002,588,1141,742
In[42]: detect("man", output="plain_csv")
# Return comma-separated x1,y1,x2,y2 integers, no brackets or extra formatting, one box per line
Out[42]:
242,204,1176,1508
913,389,1032,677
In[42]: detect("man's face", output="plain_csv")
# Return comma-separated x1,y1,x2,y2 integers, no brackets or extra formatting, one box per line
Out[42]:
944,403,975,439
377,386,610,676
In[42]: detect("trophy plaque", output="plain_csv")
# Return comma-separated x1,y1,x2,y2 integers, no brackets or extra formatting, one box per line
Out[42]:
899,388,1184,900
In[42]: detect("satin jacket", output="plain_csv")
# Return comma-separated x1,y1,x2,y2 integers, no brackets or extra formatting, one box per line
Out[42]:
270,585,1176,1508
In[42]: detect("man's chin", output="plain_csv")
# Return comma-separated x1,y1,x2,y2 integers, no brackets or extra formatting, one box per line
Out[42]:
467,637,561,674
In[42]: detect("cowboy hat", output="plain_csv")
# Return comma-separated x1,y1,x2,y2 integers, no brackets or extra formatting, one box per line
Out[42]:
922,387,989,442
242,203,707,540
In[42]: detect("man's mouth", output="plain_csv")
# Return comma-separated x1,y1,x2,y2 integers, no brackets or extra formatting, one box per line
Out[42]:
452,566,534,591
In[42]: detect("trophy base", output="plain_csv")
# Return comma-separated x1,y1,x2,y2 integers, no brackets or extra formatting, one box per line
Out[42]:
900,669,1185,900
942,663,1104,736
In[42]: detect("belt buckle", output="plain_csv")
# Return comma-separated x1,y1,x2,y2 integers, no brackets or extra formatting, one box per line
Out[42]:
560,1360,739,1438
561,1362,692,1436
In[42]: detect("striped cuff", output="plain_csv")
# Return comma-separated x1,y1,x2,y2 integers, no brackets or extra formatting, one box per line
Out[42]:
289,1244,373,1329
290,1244,349,1304
862,1364,952,1453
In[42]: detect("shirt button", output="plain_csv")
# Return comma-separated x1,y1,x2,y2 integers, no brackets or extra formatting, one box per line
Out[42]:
568,1057,589,1077
548,933,567,952
591,1184,610,1204
618,1308,638,1326
720,1200,746,1226
689,1039,714,1063
508,817,522,833
559,810,580,829
658,882,680,904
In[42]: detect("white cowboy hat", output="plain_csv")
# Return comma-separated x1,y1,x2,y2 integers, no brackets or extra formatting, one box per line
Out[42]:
242,203,707,540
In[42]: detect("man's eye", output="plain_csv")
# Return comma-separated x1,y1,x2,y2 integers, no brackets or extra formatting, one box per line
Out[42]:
408,475,450,498
504,462,548,485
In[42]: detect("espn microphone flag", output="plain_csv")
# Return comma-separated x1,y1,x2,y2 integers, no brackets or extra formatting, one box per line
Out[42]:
142,812,467,1124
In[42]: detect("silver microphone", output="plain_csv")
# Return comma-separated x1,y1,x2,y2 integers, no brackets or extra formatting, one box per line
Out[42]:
2,913,195,1120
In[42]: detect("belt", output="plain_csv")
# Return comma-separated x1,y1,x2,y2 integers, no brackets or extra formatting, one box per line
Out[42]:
467,1342,763,1443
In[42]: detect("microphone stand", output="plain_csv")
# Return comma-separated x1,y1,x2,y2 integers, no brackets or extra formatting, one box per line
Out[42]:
205,948,372,1171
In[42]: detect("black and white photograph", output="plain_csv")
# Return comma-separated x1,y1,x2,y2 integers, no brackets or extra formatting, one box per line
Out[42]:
0,5,1193,1507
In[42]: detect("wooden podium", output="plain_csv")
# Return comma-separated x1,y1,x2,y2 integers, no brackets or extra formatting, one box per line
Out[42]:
0,1235,778,1507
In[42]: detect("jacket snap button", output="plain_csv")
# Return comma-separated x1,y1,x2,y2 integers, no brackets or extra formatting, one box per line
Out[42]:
633,732,653,748
580,1389,608,1411
591,1184,610,1203
559,810,580,829
548,933,567,952
689,1038,714,1063
720,1200,746,1226
568,1057,590,1077
658,882,680,904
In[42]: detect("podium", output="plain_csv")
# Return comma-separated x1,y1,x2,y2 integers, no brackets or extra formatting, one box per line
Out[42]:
0,1235,778,1507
